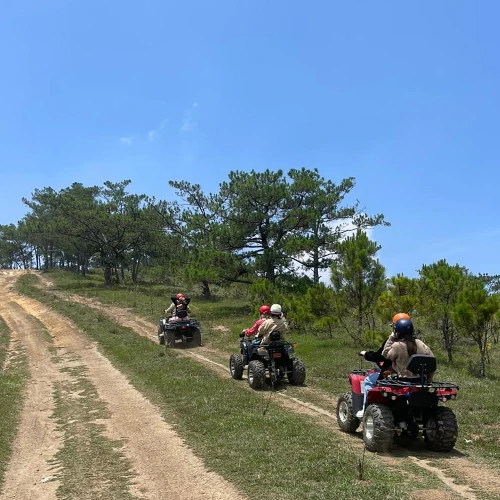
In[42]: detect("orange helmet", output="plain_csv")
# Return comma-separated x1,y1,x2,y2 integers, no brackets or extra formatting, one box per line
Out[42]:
392,312,410,324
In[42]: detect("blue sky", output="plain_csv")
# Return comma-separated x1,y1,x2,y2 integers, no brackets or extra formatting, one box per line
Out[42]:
1,1,499,279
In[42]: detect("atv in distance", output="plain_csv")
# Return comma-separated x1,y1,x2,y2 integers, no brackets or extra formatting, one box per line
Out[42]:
157,299,202,347
336,354,459,453
229,331,306,390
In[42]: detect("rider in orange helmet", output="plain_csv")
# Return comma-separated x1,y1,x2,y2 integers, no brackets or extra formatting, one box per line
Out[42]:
392,312,411,324
356,312,412,418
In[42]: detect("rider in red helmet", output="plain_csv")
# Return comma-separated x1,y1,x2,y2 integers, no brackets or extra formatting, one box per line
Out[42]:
165,293,191,317
256,303,289,344
240,305,271,337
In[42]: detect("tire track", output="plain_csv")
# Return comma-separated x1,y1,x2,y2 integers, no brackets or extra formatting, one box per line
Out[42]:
33,272,500,500
0,270,246,500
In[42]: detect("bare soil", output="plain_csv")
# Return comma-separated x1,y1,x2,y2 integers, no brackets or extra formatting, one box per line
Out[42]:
0,270,245,500
13,270,500,500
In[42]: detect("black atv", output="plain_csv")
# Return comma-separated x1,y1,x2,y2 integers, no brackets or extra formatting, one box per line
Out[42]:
229,331,306,389
336,354,459,453
158,298,202,347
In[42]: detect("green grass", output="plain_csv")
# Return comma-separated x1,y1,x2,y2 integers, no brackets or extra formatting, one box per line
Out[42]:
0,316,29,493
15,272,447,500
51,364,137,500
37,270,500,469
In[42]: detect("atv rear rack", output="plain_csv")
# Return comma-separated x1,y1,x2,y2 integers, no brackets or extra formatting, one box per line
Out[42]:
377,379,459,390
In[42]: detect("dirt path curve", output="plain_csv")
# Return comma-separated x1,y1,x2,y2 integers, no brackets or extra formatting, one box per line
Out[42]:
0,270,246,500
33,272,500,500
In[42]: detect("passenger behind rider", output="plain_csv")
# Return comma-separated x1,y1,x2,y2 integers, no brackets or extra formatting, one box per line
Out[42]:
255,303,289,344
165,293,191,317
240,305,271,338
382,317,434,380
356,312,411,419
168,309,190,323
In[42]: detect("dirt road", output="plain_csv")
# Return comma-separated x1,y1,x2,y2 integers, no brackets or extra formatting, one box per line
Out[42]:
0,270,245,500
2,270,500,500
34,272,500,500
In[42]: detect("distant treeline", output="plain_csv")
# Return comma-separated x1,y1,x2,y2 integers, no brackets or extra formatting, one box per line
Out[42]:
1,169,498,376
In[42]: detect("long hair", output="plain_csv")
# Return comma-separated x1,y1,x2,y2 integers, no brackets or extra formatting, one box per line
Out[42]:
403,333,417,357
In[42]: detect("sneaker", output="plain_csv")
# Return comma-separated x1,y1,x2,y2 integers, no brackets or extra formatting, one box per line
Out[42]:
355,410,364,419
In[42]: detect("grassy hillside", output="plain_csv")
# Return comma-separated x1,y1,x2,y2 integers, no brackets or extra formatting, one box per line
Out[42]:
13,271,447,500
40,270,500,468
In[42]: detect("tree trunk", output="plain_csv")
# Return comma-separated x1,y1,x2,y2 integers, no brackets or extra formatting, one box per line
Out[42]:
479,349,486,377
445,344,453,363
313,247,319,284
132,261,139,284
442,318,453,363
201,280,211,298
103,258,113,286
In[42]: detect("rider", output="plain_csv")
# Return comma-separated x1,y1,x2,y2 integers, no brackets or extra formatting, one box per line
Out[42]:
255,303,289,344
356,312,411,418
240,305,271,338
382,317,434,379
165,293,191,317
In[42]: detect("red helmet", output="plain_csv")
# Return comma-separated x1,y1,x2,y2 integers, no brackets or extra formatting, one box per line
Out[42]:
259,305,271,315
176,293,184,299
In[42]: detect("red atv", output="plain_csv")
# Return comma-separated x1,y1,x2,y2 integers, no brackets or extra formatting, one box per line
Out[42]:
336,354,459,452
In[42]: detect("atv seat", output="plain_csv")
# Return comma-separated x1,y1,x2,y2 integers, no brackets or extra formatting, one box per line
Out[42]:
176,309,189,319
404,354,437,385
269,331,282,342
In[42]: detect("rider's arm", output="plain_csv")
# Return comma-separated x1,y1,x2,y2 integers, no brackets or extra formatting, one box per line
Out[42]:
383,341,400,362
362,338,386,362
245,319,263,336
282,318,290,332
256,321,270,339
381,334,397,359
165,303,175,315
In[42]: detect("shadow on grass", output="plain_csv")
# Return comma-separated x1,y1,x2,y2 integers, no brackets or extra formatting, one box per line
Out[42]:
345,427,469,461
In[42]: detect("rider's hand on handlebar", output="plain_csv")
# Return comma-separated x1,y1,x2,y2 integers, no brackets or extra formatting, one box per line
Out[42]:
239,331,245,338
358,350,366,357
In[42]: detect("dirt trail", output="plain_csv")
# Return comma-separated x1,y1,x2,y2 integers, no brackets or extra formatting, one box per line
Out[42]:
0,300,63,500
0,270,245,500
32,272,500,500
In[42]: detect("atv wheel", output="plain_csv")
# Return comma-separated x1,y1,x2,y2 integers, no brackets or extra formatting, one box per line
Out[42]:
165,330,175,347
247,360,266,390
424,407,458,452
157,324,165,345
192,328,202,346
288,358,306,386
336,393,360,433
229,354,244,380
363,404,395,452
